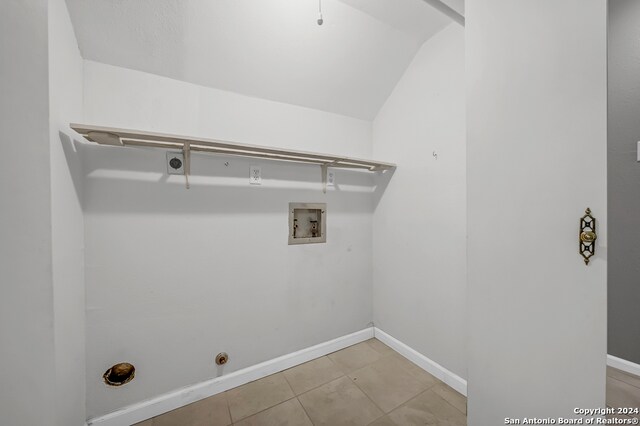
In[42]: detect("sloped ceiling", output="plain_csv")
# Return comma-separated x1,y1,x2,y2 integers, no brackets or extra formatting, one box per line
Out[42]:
436,0,464,17
65,0,454,120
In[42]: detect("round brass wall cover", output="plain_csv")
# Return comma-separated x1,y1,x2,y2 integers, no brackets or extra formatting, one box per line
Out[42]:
103,363,135,386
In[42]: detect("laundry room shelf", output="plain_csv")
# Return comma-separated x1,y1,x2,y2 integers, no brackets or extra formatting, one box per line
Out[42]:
70,123,396,191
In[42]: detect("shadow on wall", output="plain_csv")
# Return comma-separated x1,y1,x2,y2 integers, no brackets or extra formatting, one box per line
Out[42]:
59,130,86,209
373,167,396,210
67,140,395,215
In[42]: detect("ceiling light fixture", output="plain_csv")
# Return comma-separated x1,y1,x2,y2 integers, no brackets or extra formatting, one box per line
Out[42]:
317,0,323,25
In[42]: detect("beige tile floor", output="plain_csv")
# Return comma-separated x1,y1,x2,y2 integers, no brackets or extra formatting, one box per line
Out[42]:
136,343,640,426
606,366,640,421
135,338,467,425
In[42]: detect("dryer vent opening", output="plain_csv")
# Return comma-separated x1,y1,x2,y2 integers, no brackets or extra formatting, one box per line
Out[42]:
103,362,135,386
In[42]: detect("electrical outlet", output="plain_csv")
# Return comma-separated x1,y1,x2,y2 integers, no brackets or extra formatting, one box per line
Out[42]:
327,170,335,186
167,152,184,175
250,166,262,185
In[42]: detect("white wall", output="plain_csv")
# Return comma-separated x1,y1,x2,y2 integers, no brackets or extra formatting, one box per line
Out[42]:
466,1,607,424
80,61,375,418
49,0,86,424
0,1,57,424
372,24,467,380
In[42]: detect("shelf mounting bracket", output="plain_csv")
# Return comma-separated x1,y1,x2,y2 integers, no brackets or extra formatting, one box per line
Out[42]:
321,164,328,193
183,142,191,189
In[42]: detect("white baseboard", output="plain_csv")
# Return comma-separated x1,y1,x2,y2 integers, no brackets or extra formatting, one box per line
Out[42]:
86,327,374,426
374,327,467,397
608,354,640,377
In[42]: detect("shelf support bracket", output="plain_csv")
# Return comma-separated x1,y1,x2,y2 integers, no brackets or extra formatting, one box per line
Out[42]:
183,142,191,189
321,164,328,194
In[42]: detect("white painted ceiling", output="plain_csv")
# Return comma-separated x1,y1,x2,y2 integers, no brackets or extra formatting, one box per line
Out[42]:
65,0,454,120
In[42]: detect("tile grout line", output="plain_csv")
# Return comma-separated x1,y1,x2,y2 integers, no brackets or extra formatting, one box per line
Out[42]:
296,345,395,425
394,387,467,421
280,370,297,398
382,347,467,417
432,388,468,417
608,370,640,391
347,352,399,416
231,362,345,426
158,338,467,425
608,375,640,390
351,364,453,421
295,395,317,426
360,340,402,426
306,338,466,424
285,356,349,396
223,391,233,426
226,372,296,424
298,340,393,425
279,368,317,425
350,345,451,416
359,340,468,420
606,377,640,417
430,382,468,416
350,378,388,419
231,394,299,424
365,339,444,420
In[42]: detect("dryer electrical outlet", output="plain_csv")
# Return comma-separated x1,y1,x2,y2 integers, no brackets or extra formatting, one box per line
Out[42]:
166,151,185,175
288,203,326,245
